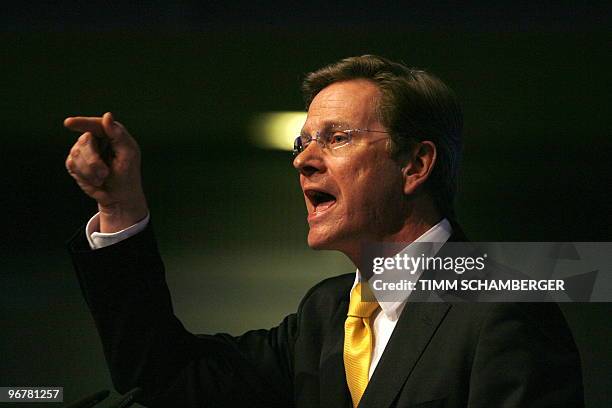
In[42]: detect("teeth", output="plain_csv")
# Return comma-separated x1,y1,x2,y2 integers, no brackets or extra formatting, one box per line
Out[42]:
315,201,335,212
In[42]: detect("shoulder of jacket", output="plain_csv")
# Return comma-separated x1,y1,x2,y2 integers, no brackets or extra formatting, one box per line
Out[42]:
450,302,576,350
298,273,354,311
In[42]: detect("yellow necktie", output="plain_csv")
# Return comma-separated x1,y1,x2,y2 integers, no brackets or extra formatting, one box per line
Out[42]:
344,282,380,407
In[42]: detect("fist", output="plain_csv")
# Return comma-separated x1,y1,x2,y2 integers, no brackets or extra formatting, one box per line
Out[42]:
65,112,148,232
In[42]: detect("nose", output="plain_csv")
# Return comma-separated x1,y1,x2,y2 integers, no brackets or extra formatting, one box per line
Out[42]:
293,141,326,177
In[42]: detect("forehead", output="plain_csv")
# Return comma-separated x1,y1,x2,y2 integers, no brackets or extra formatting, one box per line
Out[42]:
303,79,381,131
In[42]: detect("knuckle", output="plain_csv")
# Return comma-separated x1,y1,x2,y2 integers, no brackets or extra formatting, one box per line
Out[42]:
78,133,90,144
84,150,100,164
67,157,89,177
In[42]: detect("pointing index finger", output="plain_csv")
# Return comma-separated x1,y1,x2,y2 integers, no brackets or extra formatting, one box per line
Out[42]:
64,116,105,137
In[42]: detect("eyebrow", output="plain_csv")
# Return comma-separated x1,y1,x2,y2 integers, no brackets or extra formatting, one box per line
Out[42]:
301,120,352,135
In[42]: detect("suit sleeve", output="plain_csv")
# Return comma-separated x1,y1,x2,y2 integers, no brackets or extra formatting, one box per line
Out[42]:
68,222,296,408
467,303,584,407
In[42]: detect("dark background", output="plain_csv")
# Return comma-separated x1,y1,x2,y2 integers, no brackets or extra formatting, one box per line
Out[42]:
1,2,611,407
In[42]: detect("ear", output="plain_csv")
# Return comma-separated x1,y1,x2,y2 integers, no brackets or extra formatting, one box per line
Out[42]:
401,141,437,195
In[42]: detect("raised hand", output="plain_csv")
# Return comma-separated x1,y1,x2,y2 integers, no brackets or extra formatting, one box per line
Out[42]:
65,112,148,233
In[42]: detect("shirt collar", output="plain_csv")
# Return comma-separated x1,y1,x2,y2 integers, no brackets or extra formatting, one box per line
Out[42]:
353,218,453,320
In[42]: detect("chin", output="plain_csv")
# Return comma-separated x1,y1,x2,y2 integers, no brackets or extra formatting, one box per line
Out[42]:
307,228,335,249
307,228,349,252
307,234,333,250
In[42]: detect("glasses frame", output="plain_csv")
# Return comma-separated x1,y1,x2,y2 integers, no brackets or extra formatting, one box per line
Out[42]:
292,128,389,158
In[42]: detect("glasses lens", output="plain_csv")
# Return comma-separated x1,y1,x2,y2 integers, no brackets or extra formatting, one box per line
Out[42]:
327,131,351,149
293,136,303,157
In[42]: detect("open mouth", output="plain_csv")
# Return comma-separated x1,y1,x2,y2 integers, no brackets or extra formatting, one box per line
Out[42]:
305,189,337,217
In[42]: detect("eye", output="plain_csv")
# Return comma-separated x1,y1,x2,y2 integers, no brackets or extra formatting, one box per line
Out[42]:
329,132,350,146
298,134,312,146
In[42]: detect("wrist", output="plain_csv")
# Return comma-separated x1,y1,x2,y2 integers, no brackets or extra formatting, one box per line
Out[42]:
98,199,148,233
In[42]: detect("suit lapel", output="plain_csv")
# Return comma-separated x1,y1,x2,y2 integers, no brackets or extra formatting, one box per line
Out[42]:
357,223,464,407
323,221,464,407
358,300,451,408
447,220,468,243
319,297,352,408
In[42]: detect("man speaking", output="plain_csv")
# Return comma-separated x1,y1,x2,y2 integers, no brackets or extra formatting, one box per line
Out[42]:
65,55,583,407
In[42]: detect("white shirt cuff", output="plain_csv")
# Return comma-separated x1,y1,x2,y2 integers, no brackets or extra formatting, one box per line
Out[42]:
85,212,150,250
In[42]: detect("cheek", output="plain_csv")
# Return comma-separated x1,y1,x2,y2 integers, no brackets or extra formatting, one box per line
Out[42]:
344,163,402,215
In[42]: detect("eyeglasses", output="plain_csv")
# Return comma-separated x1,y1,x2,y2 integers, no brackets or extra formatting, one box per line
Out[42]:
293,126,389,158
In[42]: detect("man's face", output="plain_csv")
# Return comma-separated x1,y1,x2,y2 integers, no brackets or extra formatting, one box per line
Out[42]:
293,79,408,254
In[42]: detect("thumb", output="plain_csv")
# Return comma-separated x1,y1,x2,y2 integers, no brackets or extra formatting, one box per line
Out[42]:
101,112,129,146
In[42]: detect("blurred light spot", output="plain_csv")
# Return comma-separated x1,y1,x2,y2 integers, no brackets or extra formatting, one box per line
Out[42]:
250,112,307,151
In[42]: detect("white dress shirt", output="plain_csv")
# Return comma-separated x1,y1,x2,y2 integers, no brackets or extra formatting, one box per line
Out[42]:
351,219,453,378
85,212,150,249
85,213,452,379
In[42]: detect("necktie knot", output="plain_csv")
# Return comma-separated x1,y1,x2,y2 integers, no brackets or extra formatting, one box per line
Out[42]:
347,283,379,318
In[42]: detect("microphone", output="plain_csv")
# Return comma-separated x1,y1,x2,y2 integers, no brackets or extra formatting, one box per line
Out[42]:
64,389,109,408
104,387,142,408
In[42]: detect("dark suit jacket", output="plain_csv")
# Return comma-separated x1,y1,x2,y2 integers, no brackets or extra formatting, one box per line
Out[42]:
69,223,584,407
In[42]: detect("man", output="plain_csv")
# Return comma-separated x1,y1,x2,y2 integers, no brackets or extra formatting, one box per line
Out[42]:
65,55,583,407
